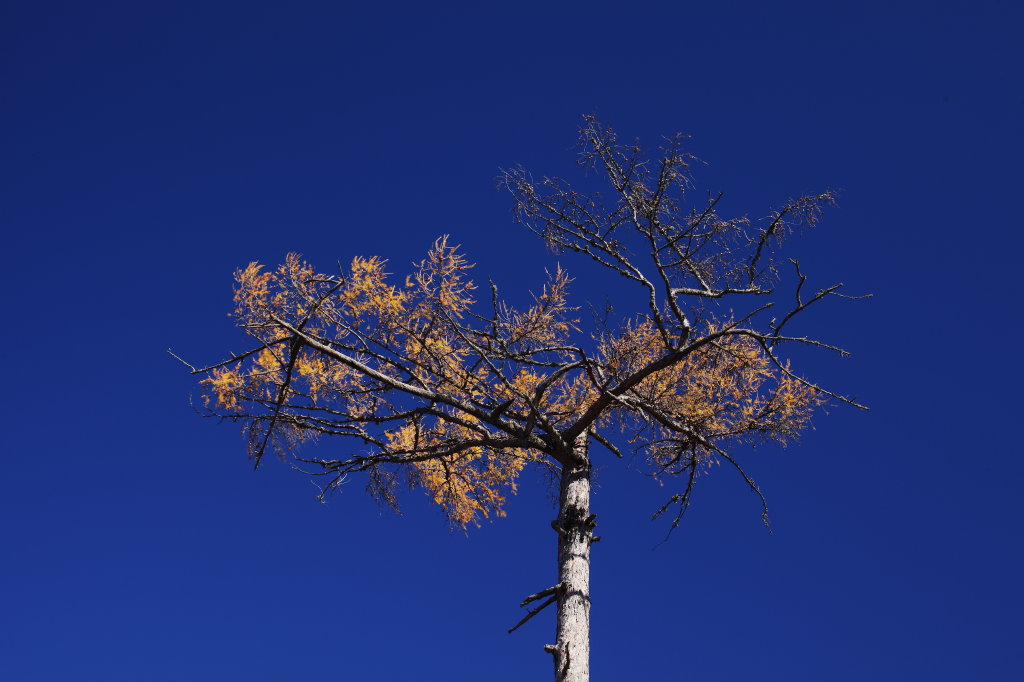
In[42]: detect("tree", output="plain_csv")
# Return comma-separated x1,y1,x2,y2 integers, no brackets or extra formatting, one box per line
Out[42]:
174,117,864,682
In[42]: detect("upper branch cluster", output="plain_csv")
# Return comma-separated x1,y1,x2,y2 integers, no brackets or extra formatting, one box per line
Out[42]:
187,117,861,530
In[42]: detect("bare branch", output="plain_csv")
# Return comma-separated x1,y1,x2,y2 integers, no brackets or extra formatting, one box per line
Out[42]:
508,593,559,634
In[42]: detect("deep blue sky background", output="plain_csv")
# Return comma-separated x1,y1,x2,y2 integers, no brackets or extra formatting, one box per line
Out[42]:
3,1,1022,680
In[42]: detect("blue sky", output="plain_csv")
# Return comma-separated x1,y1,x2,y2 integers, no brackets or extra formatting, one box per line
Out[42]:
3,1,1022,680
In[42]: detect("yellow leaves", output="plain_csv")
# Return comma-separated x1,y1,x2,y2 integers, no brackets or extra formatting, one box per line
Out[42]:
408,235,476,320
202,368,244,411
233,262,272,322
600,318,765,415
551,372,601,421
211,237,829,528
254,347,284,373
597,316,821,470
201,347,287,412
757,364,825,442
598,318,661,378
403,334,468,386
294,351,329,402
278,252,315,286
342,255,406,320
384,417,530,528
501,265,577,349
234,254,319,329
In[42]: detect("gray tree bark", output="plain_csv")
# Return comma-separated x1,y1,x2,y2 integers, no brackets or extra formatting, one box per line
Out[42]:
553,437,592,682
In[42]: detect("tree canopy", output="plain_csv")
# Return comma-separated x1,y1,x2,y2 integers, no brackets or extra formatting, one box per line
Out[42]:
190,116,861,532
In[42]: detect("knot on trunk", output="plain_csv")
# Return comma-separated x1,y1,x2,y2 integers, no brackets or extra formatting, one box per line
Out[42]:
552,511,598,540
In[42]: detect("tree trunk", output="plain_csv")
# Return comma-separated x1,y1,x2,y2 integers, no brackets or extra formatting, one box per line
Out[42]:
553,437,591,682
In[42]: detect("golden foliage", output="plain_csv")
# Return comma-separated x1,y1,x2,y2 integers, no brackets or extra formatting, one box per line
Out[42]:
598,317,824,473
385,417,536,526
188,120,854,538
207,238,576,526
203,237,826,527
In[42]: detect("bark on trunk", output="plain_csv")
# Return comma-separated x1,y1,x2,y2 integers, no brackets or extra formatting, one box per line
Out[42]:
553,437,591,682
